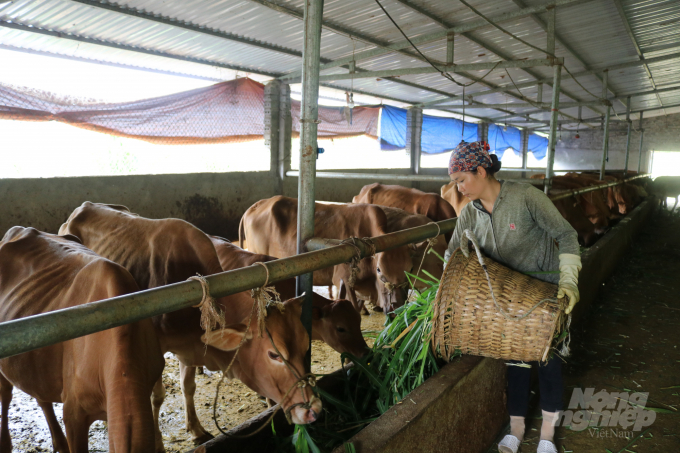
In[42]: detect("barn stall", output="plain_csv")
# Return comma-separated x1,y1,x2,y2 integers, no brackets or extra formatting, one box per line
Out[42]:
0,0,679,452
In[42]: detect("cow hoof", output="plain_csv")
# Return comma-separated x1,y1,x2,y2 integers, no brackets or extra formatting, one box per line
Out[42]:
192,432,215,446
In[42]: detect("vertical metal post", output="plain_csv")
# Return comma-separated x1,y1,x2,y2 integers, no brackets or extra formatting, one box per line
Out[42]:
600,70,610,180
406,107,423,176
265,80,282,188
544,63,561,195
521,128,529,173
479,121,489,143
546,6,556,57
623,96,632,176
279,83,292,184
446,32,455,65
637,111,644,173
296,0,324,369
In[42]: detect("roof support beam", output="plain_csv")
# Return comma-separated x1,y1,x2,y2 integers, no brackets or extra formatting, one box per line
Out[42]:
611,0,665,114
509,0,627,112
283,0,593,79
282,58,560,83
523,102,680,127
419,51,680,108
489,85,680,121
244,0,447,66
443,100,607,109
391,0,591,122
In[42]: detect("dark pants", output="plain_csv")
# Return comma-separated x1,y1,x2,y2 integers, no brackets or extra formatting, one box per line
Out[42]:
506,353,564,417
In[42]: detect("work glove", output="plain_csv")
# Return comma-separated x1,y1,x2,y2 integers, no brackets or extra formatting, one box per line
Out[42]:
557,253,582,315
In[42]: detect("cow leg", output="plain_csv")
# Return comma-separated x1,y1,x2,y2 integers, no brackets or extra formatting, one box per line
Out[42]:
179,362,214,445
0,374,13,453
328,285,334,299
151,376,167,453
37,400,70,453
62,402,90,453
673,197,679,213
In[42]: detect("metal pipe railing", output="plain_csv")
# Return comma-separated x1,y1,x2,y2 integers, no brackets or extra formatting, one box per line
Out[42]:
0,173,650,359
285,171,543,185
0,219,457,360
548,173,650,201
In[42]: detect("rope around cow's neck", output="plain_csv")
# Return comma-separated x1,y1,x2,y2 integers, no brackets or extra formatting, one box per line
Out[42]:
459,229,573,358
340,236,376,290
205,264,317,437
209,325,318,438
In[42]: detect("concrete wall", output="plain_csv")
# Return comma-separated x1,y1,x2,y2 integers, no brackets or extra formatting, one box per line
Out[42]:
0,172,279,240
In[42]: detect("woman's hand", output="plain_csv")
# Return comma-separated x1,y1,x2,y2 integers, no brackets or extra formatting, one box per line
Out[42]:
558,253,582,314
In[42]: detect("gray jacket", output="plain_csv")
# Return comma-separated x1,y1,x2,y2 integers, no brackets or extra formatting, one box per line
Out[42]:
443,180,580,284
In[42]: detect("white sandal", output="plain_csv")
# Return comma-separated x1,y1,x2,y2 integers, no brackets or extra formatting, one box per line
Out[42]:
498,434,521,453
537,439,558,453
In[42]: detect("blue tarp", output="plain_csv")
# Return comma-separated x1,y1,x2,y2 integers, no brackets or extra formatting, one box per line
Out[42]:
421,114,478,154
379,105,478,154
379,105,407,151
488,123,522,160
528,133,549,160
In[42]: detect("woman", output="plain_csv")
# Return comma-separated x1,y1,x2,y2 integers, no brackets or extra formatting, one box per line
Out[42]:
443,141,582,453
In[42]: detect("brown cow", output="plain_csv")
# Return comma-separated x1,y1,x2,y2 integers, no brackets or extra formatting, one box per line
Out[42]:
0,227,164,453
209,235,368,357
440,181,472,217
59,203,320,450
377,207,447,286
353,183,456,243
240,196,414,315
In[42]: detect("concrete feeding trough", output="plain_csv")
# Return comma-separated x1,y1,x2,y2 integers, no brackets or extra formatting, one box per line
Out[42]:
194,198,656,453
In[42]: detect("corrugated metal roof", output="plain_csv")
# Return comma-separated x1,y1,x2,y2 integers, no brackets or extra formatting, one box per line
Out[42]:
0,0,678,124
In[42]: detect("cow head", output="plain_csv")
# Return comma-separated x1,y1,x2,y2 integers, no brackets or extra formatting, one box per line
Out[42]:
375,246,413,314
312,296,368,357
201,295,321,424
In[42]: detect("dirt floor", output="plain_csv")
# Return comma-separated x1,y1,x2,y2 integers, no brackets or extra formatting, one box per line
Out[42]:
488,207,680,452
2,287,386,453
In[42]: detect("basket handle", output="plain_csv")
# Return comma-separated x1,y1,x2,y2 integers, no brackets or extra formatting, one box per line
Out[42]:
460,229,557,322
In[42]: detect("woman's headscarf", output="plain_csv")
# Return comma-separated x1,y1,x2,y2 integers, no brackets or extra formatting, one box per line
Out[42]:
448,141,492,175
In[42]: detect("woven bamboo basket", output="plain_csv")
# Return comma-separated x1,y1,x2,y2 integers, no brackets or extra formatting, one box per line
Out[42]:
432,236,569,363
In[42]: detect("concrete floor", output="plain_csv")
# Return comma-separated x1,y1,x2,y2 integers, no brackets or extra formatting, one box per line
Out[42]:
487,209,680,453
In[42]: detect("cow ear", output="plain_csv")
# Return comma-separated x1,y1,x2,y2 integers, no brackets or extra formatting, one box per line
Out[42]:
201,325,252,351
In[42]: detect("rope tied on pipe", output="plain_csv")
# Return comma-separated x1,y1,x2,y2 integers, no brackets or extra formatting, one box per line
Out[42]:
251,262,285,338
187,274,225,338
340,237,376,290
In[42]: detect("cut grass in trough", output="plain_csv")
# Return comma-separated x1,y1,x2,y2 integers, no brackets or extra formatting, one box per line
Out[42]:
276,251,461,452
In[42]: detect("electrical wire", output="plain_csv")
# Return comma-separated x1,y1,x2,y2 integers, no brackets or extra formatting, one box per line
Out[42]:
373,0,501,89
457,0,626,132
458,0,554,58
